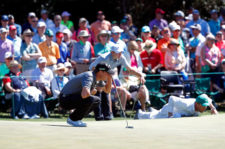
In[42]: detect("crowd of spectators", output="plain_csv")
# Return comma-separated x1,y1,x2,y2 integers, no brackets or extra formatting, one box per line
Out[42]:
1,7,225,119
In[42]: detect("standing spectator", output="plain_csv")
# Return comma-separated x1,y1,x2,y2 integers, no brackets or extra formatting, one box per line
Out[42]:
31,57,54,99
51,63,69,99
215,31,225,59
0,28,14,64
72,18,94,45
50,15,68,41
174,10,185,29
39,9,54,29
7,25,22,61
32,22,46,45
64,61,75,80
120,19,136,43
221,25,225,40
91,11,111,43
1,15,9,30
71,30,94,74
22,12,36,33
8,15,22,37
109,26,127,52
141,26,156,43
62,28,76,57
20,29,42,80
124,14,138,36
186,9,210,36
94,30,111,56
136,38,144,53
56,31,70,64
208,9,220,36
140,40,163,77
61,11,74,32
151,25,162,43
30,16,38,34
149,8,168,30
38,29,60,71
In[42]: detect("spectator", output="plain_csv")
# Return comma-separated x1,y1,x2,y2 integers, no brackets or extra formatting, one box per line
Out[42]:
62,28,76,57
51,63,69,99
7,25,22,61
56,31,70,63
149,8,168,30
38,29,60,71
39,9,54,29
94,30,111,56
0,52,13,77
91,11,111,43
22,12,36,33
20,29,42,79
140,40,163,77
151,25,162,43
221,25,225,40
120,19,136,43
120,41,150,111
136,38,144,53
124,14,138,36
140,26,155,43
61,11,74,32
186,9,210,36
50,15,68,41
136,94,217,119
215,31,225,59
170,24,185,53
200,34,221,74
64,61,75,80
109,26,127,52
32,22,46,45
31,57,54,99
8,14,22,36
174,10,185,29
3,60,48,119
71,30,94,74
30,16,38,34
208,9,220,36
157,27,171,67
0,28,14,64
1,15,9,30
165,38,188,80
72,18,94,45
181,27,191,48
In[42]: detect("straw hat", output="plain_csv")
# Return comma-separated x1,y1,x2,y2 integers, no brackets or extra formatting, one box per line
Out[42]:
22,29,34,38
143,40,157,51
9,60,22,69
97,30,110,41
54,63,66,73
78,30,90,38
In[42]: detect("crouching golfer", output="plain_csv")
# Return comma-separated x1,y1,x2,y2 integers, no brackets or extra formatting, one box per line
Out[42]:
136,94,218,119
59,63,113,127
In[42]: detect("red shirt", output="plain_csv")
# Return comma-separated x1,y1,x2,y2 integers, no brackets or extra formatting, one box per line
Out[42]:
140,49,163,69
3,71,29,86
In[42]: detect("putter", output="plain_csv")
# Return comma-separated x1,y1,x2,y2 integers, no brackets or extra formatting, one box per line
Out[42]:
112,78,134,129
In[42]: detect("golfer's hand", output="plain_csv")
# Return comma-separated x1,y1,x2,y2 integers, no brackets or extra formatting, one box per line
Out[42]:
211,108,218,115
81,87,91,99
91,88,97,95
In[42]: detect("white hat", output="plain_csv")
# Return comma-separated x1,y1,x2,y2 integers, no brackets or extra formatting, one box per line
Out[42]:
78,30,90,37
0,28,8,34
54,63,66,72
64,62,72,68
28,12,36,17
190,24,201,31
62,28,72,37
79,18,87,24
61,11,71,17
221,25,225,30
111,26,124,34
206,34,216,40
174,10,184,17
4,52,13,59
37,57,47,63
111,44,123,53
37,21,46,28
171,24,181,31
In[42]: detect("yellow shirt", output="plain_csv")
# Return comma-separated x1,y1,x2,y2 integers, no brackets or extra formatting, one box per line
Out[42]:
38,41,60,66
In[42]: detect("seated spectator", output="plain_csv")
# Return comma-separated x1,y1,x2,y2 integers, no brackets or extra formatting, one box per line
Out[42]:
64,61,75,80
38,29,60,71
94,30,111,56
149,8,168,30
51,63,69,99
3,60,48,119
55,31,70,64
1,15,9,30
8,14,22,37
140,40,163,77
215,31,225,59
71,30,94,74
21,29,42,79
120,41,150,111
208,9,220,36
72,18,94,45
0,52,12,77
7,25,22,61
31,57,54,99
32,22,46,45
63,28,76,57
165,38,188,80
61,11,74,32
200,34,221,75
136,94,218,119
141,26,155,43
0,28,14,64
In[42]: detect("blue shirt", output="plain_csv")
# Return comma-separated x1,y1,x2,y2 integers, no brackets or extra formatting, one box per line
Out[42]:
7,35,22,60
186,18,211,36
57,42,70,63
71,41,92,63
109,38,127,53
94,42,111,56
32,33,46,45
208,19,220,36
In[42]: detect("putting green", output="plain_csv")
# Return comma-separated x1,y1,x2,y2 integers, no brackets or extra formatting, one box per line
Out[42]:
1,114,225,149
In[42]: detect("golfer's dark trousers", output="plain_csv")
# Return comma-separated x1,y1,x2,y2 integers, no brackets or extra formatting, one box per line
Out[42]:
59,93,101,121
93,91,110,120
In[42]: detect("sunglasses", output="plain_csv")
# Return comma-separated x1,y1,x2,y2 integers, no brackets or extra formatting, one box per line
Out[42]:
25,35,33,37
58,69,65,72
101,35,108,37
6,57,13,60
82,36,89,39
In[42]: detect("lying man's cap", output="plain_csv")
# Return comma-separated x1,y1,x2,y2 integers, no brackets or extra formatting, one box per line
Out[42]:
95,63,114,75
196,94,210,107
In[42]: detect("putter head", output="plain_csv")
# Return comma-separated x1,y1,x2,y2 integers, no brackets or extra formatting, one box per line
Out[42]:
126,126,134,129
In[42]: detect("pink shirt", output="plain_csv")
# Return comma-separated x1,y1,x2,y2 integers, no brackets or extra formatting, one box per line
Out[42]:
201,45,221,66
130,54,138,68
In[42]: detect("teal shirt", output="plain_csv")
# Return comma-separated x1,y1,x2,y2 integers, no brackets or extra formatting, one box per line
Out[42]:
94,43,111,56
0,64,9,78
